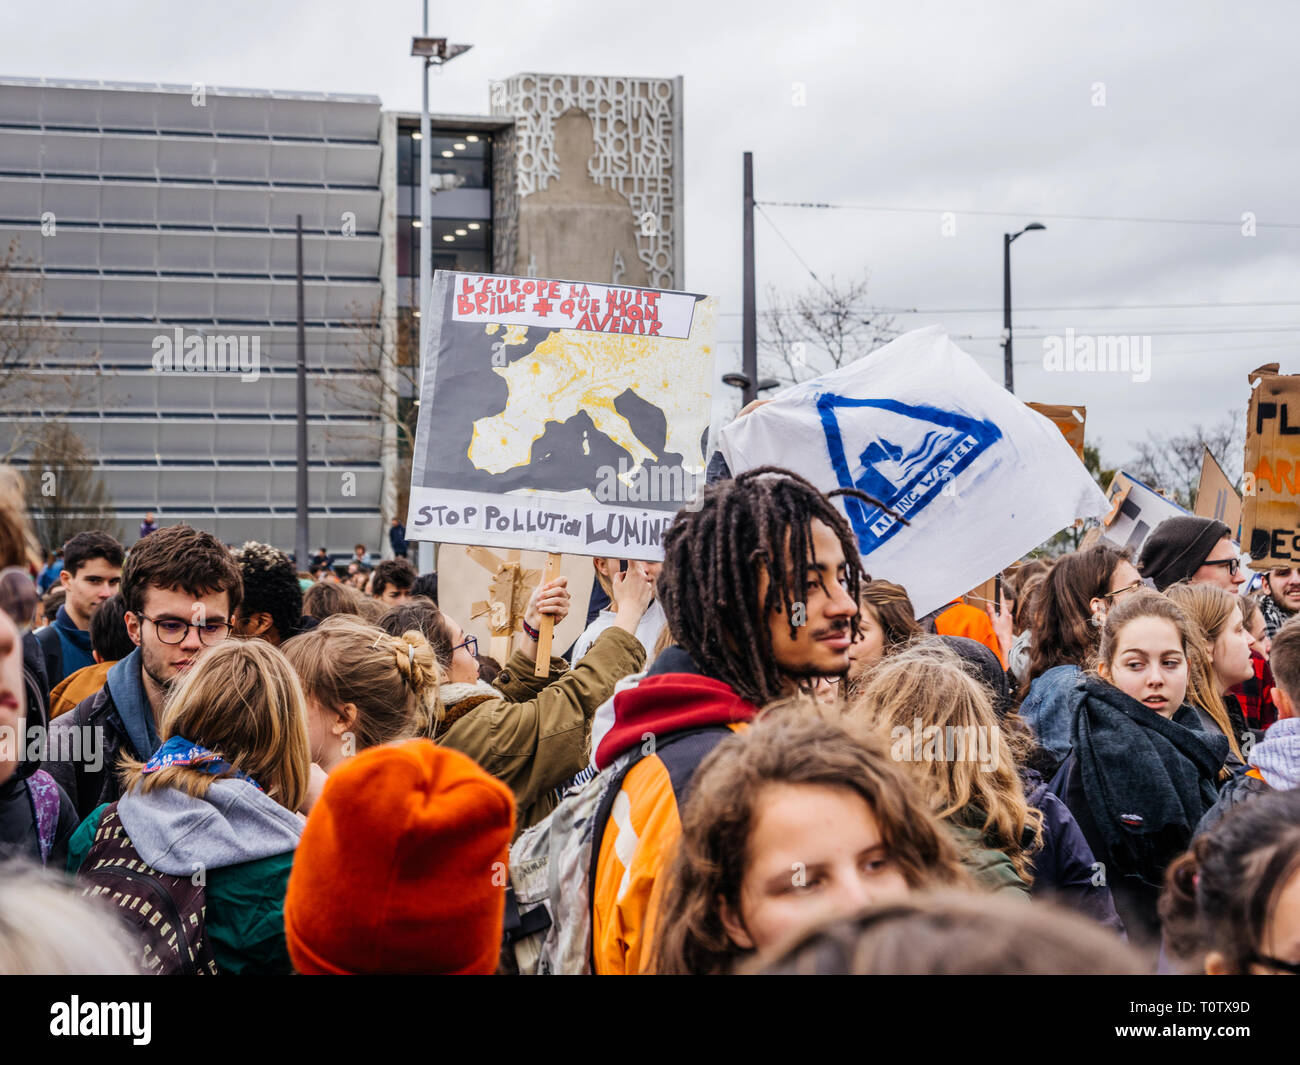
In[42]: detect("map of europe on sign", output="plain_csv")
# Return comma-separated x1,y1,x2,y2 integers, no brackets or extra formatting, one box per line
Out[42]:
406,270,716,560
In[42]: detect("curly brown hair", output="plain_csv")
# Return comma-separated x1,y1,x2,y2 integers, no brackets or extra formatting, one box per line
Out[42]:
649,708,970,975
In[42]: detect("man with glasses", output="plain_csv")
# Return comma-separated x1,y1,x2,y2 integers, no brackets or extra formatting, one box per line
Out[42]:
1138,516,1245,593
46,525,243,820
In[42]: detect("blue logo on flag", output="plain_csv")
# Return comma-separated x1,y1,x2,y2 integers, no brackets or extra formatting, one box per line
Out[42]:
817,393,1003,555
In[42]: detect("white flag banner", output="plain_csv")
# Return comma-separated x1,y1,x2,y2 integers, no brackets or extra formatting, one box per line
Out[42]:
719,325,1110,618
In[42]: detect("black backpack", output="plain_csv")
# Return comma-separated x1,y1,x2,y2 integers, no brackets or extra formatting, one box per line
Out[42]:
79,803,219,975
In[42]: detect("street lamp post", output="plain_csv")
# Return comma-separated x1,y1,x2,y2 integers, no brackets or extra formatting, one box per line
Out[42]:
411,11,471,575
1002,222,1046,393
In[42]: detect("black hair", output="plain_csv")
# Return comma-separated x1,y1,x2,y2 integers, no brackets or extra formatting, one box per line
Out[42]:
657,466,885,706
89,593,135,661
372,557,417,597
62,531,125,577
234,541,303,641
410,572,438,604
1160,788,1300,973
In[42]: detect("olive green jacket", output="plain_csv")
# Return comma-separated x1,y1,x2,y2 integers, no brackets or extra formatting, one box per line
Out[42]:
436,626,645,834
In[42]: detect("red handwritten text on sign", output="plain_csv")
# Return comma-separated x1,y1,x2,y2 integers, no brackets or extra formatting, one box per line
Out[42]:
452,273,698,340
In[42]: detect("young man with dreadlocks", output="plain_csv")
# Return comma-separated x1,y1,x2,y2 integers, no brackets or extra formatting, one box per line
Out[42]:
583,465,868,974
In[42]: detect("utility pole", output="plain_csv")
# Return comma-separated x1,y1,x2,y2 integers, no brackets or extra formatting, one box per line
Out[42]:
1002,222,1046,394
1002,232,1013,392
411,7,471,576
295,214,308,570
741,152,757,407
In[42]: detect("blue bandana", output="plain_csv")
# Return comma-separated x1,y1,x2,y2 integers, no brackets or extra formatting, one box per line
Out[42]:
141,735,264,792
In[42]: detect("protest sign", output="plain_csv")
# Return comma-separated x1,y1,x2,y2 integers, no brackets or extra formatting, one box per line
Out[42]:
405,271,717,561
1194,446,1241,537
1094,470,1189,557
718,325,1109,618
1242,363,1300,568
1026,402,1087,461
434,545,595,664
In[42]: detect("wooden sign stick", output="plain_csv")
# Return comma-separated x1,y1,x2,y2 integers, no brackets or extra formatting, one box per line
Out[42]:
533,552,564,677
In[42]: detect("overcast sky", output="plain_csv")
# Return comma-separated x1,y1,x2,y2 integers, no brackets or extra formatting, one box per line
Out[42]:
5,0,1298,476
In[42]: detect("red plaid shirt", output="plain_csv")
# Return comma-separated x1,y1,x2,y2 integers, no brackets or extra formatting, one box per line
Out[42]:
1230,650,1277,732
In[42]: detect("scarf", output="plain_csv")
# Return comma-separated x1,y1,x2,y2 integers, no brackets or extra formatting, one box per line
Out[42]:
1260,594,1296,639
1071,674,1226,887
435,680,501,731
141,736,264,792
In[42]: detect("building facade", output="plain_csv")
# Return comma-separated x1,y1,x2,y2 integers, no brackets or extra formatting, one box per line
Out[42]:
0,72,684,556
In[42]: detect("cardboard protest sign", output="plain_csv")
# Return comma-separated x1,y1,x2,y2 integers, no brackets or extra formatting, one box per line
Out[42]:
434,545,595,664
1094,470,1190,557
405,271,716,561
1242,364,1300,568
1026,402,1086,462
1194,446,1241,537
718,326,1109,618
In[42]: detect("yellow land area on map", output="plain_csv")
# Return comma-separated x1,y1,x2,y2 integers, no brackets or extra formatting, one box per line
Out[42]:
469,298,716,482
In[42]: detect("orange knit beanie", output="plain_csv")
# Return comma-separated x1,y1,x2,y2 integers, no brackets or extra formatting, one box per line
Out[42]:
285,739,515,974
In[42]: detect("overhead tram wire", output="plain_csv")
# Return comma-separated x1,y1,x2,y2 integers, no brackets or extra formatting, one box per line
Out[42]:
755,200,1300,230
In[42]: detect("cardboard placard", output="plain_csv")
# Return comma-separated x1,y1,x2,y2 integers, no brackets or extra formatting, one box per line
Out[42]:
1194,445,1242,539
1027,402,1087,462
1243,363,1300,568
1095,470,1190,558
434,545,595,665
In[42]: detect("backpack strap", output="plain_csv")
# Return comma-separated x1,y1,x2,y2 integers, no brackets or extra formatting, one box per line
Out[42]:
585,725,736,971
34,625,63,691
27,769,61,866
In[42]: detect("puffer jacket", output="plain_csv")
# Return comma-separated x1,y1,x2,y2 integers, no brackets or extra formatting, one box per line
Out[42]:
436,626,645,834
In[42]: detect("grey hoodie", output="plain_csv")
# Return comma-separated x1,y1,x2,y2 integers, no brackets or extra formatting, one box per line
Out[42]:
117,775,303,877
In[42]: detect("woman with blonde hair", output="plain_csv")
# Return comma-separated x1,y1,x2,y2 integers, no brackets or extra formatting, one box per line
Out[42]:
67,639,311,974
1163,582,1252,771
282,614,440,774
845,580,922,695
849,642,1041,895
650,710,970,974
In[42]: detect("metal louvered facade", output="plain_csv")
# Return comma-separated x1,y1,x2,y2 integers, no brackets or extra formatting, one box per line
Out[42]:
0,77,386,552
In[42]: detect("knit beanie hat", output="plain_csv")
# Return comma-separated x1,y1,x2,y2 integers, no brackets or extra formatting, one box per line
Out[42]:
1138,516,1232,592
284,739,515,975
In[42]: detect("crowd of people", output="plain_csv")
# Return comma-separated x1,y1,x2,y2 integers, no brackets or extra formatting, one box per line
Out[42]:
2,462,1299,977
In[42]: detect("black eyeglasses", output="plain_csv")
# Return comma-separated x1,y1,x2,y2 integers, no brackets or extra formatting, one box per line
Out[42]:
140,613,232,646
0,567,38,635
1202,557,1241,576
1249,952,1300,975
451,634,478,658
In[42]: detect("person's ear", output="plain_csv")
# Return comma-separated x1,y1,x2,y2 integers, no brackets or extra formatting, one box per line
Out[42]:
331,702,359,735
1275,686,1296,721
1097,658,1111,682
124,610,143,647
719,898,755,951
59,568,72,590
1204,950,1232,975
1089,596,1106,621
248,612,274,637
